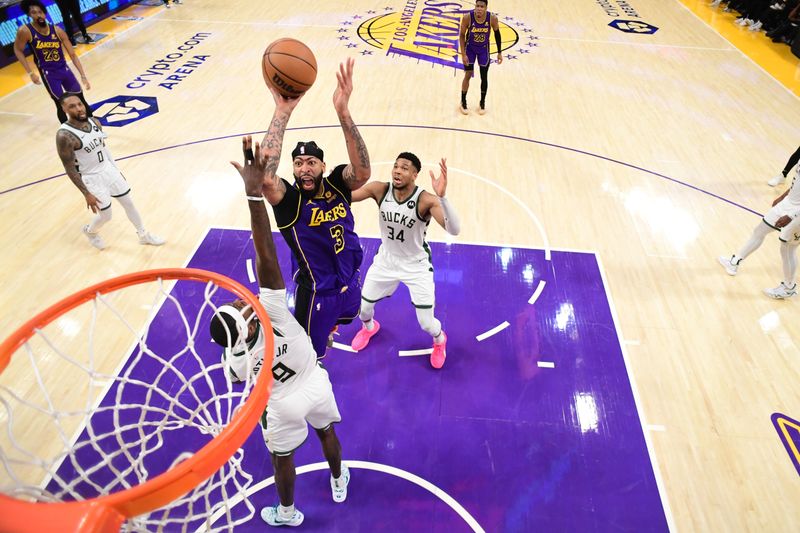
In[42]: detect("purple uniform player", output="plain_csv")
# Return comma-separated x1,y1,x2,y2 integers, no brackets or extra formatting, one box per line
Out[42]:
260,58,372,359
458,0,503,115
14,0,92,123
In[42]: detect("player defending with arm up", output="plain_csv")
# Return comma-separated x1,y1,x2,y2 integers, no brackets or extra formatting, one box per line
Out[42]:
257,58,371,359
211,136,349,527
349,155,460,368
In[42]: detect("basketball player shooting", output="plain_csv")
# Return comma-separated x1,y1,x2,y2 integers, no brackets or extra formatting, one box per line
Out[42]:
349,154,461,368
210,136,349,527
258,58,372,359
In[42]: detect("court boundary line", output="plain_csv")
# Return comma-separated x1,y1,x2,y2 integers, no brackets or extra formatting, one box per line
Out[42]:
673,0,800,101
594,252,677,532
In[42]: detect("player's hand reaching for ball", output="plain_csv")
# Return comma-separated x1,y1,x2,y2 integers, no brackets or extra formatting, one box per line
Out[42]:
268,83,303,115
430,158,448,198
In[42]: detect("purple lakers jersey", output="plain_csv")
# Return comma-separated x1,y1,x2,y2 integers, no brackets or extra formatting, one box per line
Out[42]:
466,11,491,50
27,23,67,69
273,164,363,292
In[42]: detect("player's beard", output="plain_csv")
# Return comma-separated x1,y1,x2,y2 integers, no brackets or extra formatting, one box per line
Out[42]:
295,172,323,199
35,16,46,26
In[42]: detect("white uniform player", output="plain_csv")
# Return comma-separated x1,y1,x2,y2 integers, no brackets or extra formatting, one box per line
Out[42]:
218,288,341,455
59,118,129,208
350,154,461,368
55,93,163,250
718,167,800,299
364,184,436,308
212,134,349,528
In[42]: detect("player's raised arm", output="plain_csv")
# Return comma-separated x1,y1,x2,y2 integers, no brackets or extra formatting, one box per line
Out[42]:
232,135,285,290
333,58,371,190
260,85,303,206
425,158,460,235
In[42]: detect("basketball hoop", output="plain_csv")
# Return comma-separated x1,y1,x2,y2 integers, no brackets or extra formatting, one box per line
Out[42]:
0,268,274,532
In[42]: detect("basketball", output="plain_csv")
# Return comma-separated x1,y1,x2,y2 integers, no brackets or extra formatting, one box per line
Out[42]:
262,38,317,98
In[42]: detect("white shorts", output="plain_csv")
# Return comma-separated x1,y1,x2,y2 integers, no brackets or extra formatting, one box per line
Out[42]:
779,215,800,244
82,170,130,209
262,364,341,455
362,247,435,308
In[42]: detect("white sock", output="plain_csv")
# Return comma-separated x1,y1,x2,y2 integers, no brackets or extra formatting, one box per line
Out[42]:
781,242,798,287
115,193,145,234
363,319,375,331
434,331,445,344
278,504,294,520
87,207,112,234
735,222,772,262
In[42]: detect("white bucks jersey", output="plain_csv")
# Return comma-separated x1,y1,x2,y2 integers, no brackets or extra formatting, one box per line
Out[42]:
378,184,430,260
58,118,118,177
225,289,317,402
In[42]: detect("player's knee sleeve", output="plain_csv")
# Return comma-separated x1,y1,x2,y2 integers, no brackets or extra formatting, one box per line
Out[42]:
415,307,441,337
479,65,489,91
359,299,376,322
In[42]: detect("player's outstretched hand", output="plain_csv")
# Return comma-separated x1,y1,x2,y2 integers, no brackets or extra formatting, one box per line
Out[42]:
231,135,269,196
333,57,355,115
430,157,448,198
268,83,303,115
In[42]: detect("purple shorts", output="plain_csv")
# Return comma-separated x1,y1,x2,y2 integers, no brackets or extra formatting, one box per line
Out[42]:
40,66,81,99
465,46,490,68
294,275,362,358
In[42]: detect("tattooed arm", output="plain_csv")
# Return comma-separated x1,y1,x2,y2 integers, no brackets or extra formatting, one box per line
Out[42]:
260,85,303,205
333,58,371,190
56,129,101,213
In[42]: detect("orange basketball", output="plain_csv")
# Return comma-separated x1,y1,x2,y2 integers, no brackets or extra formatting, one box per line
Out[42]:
262,38,317,98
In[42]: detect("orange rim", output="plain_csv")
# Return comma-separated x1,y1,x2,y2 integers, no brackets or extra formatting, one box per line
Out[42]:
0,268,274,533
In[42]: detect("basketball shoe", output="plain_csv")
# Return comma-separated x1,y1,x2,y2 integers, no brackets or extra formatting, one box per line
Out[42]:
138,231,165,246
82,225,106,250
768,174,786,187
430,332,447,369
351,320,380,351
459,102,468,115
763,282,797,299
331,463,350,503
261,506,304,527
718,255,739,276
478,102,486,115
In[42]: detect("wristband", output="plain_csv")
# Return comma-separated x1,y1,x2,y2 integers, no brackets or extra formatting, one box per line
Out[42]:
246,195,265,202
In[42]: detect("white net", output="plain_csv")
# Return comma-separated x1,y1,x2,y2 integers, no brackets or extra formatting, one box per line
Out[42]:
0,272,269,532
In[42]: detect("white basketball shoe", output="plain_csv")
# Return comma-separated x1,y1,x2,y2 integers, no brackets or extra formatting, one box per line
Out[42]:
331,463,350,503
763,282,797,299
82,225,106,250
718,255,740,276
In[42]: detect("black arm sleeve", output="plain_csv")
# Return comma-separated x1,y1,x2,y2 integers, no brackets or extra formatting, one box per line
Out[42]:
494,29,501,51
272,179,301,229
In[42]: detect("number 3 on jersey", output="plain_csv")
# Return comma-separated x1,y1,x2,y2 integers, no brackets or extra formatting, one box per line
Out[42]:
330,224,345,253
387,225,405,242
